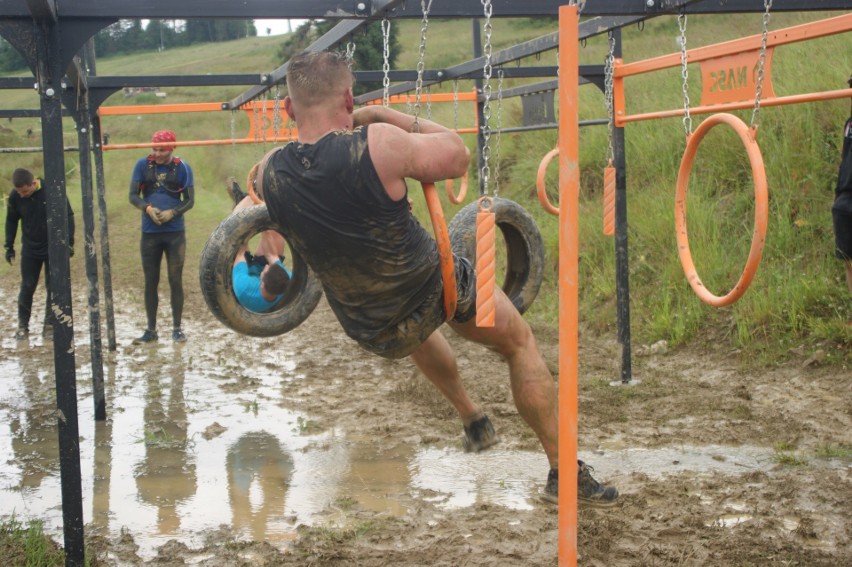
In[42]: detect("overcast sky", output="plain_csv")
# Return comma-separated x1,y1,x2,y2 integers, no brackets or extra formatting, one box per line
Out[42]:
255,19,307,36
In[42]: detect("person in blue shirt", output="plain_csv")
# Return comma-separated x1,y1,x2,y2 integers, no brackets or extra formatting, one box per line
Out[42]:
227,178,290,312
128,130,195,343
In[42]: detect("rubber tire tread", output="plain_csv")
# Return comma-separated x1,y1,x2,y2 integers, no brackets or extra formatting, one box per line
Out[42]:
199,204,323,337
448,197,545,315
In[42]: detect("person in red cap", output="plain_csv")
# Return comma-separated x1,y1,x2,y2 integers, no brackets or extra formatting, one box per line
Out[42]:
128,129,195,343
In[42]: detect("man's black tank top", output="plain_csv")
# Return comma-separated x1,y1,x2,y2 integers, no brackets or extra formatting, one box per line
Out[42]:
263,127,442,342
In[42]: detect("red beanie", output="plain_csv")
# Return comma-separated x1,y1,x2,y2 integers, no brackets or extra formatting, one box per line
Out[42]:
151,130,177,150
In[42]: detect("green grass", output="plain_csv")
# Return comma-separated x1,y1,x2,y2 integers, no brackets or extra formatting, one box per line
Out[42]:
0,12,850,367
0,515,68,566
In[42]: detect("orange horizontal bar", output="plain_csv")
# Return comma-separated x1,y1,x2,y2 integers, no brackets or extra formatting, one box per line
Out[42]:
365,90,479,106
617,13,852,78
102,135,296,151
98,102,224,116
616,88,852,126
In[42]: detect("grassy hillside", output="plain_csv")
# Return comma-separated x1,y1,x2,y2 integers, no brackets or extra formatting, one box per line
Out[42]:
0,12,849,366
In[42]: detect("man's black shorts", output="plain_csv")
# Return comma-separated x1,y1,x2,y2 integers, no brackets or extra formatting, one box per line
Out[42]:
356,255,477,360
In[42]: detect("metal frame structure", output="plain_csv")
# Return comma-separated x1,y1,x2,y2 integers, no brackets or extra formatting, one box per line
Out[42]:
1,1,848,566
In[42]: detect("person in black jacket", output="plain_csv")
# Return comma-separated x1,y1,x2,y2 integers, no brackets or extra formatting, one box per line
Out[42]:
4,168,75,341
832,74,852,293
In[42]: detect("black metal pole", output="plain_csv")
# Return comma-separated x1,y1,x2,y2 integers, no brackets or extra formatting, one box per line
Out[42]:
611,28,633,384
90,115,118,352
33,17,86,567
76,96,107,420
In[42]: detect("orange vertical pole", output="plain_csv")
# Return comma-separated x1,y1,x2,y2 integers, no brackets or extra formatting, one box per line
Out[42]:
558,5,579,567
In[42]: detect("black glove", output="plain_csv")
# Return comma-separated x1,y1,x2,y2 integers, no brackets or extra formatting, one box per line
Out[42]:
4,248,14,265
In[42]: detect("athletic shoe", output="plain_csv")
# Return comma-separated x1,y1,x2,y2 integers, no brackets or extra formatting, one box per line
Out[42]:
462,415,499,452
578,461,618,506
541,468,558,504
540,462,619,507
133,329,158,344
172,329,187,343
226,178,247,207
14,328,28,341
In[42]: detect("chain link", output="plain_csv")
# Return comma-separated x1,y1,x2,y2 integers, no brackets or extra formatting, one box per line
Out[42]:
480,0,494,196
604,31,616,164
230,110,237,178
751,0,773,129
412,0,433,129
452,79,460,130
260,93,268,153
677,12,692,137
493,69,503,197
382,18,391,107
272,84,282,141
345,40,356,70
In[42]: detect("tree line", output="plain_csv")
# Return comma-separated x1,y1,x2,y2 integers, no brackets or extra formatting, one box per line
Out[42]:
0,19,258,72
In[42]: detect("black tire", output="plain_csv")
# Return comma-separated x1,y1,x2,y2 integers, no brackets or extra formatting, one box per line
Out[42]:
199,204,323,337
448,197,545,315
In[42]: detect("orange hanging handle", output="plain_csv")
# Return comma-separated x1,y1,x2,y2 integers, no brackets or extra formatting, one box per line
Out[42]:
422,182,457,320
536,147,560,216
475,197,496,327
603,162,616,236
675,113,768,307
246,162,263,204
444,171,469,205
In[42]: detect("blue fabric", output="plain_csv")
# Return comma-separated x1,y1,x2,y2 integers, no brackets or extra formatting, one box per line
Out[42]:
232,262,282,313
132,157,194,233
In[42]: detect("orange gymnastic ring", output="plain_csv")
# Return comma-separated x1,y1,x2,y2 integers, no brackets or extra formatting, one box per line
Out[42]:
675,113,768,307
423,182,457,320
536,147,560,216
445,171,469,205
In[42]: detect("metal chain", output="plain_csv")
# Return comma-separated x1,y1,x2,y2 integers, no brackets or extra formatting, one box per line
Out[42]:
677,12,692,137
604,31,616,164
230,110,237,178
272,84,282,141
345,39,356,70
480,0,494,196
751,0,773,129
412,0,433,129
260,93,268,153
252,99,261,149
382,18,391,107
426,86,432,120
493,69,503,197
452,79,459,130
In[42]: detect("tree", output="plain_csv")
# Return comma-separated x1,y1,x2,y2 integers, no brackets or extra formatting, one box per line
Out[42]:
0,37,27,72
277,20,400,97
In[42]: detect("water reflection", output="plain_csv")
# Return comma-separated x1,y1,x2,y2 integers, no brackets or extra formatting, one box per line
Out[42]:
134,357,196,535
227,431,292,541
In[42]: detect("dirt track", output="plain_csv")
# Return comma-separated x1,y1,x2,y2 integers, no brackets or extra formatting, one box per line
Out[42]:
0,281,849,566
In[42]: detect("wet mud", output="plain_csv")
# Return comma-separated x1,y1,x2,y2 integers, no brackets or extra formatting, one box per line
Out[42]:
0,280,849,566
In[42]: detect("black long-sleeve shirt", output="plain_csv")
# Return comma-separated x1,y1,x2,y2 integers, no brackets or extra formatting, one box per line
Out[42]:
5,180,75,259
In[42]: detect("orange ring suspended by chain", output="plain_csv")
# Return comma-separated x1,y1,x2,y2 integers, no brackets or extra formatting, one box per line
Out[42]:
675,113,768,307
536,147,560,216
444,171,469,205
422,182,457,320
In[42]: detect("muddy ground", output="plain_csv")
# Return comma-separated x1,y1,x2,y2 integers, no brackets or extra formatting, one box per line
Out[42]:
1,277,850,566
